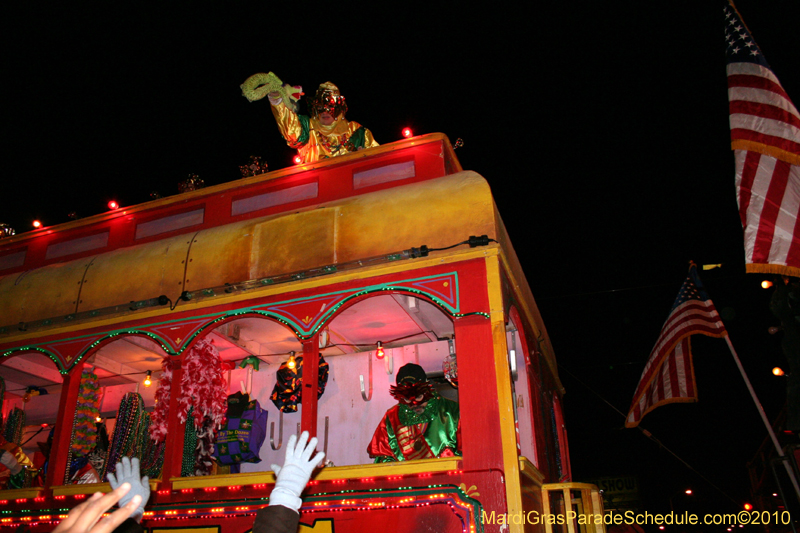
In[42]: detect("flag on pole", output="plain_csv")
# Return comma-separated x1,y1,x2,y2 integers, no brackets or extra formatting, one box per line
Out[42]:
625,264,727,428
725,2,800,277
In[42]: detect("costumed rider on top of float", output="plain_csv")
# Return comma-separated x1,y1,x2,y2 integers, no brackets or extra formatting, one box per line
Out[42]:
367,363,461,462
240,72,379,163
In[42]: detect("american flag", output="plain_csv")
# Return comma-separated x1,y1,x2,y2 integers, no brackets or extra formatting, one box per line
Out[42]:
725,2,800,277
625,265,727,428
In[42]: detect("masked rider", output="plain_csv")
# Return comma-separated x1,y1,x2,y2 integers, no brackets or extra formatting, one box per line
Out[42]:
367,363,461,462
269,82,378,164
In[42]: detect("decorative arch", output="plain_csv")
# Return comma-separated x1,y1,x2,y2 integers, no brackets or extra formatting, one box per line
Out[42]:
0,346,64,373
173,311,302,357
9,271,489,373
68,330,175,371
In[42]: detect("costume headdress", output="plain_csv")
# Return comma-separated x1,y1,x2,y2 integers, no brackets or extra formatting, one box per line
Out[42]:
308,82,347,120
390,363,434,406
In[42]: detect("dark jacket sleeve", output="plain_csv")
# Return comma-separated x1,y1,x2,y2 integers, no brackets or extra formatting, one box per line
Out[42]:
252,504,300,533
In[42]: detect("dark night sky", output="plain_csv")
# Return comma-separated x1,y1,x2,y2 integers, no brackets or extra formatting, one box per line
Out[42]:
4,0,800,519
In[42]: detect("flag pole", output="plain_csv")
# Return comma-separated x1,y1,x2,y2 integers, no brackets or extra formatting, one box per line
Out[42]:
724,334,800,501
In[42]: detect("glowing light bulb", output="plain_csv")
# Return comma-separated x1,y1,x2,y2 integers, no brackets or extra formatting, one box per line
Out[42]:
32,220,42,228
762,280,773,289
144,370,152,387
293,155,303,165
402,127,413,138
376,341,385,359
108,200,119,210
287,352,296,370
743,503,753,511
773,367,785,376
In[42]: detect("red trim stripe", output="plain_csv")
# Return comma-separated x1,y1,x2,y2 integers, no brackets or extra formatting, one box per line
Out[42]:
752,159,791,263
728,74,792,101
738,151,760,229
731,129,800,156
729,100,800,130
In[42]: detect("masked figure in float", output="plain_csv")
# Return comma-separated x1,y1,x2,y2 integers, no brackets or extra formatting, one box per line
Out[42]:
268,82,379,163
367,363,461,462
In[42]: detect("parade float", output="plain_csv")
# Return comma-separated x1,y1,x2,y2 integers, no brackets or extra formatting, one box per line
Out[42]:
0,130,604,532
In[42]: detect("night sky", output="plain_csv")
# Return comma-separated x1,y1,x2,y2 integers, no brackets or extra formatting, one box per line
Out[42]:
4,1,800,519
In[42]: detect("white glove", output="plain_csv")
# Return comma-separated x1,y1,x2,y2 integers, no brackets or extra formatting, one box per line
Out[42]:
269,432,325,512
0,449,22,475
107,457,150,522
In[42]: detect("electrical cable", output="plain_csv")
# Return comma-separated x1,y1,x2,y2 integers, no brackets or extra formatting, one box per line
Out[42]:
427,235,498,253
558,363,739,505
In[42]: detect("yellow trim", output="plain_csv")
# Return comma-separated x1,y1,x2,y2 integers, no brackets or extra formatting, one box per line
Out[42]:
542,483,606,533
732,140,800,166
540,482,599,491
170,457,460,490
485,255,525,533
541,482,606,533
51,480,159,497
3,246,499,345
0,487,41,499
745,262,800,278
519,456,545,486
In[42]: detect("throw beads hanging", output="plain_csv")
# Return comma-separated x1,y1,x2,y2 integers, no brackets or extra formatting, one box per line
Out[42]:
150,339,227,477
3,407,25,445
102,392,149,481
71,369,100,456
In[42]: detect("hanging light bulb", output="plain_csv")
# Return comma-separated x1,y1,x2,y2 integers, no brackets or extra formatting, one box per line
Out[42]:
773,367,786,376
762,280,774,289
287,351,297,370
375,341,385,359
144,370,152,387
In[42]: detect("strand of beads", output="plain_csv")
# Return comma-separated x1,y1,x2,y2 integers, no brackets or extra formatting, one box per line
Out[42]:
3,408,25,445
102,392,143,480
181,406,197,477
71,370,100,456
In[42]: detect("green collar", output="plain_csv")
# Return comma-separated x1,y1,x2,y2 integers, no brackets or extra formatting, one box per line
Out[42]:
398,394,441,425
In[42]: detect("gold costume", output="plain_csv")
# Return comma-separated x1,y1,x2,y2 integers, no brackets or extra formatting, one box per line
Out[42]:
1,442,34,469
0,440,34,489
270,97,378,163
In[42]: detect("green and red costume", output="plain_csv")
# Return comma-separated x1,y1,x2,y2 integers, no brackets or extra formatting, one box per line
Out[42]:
367,393,461,462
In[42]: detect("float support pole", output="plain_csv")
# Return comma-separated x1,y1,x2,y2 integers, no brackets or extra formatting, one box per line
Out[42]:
160,361,185,488
47,361,85,487
301,336,320,440
725,335,800,502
